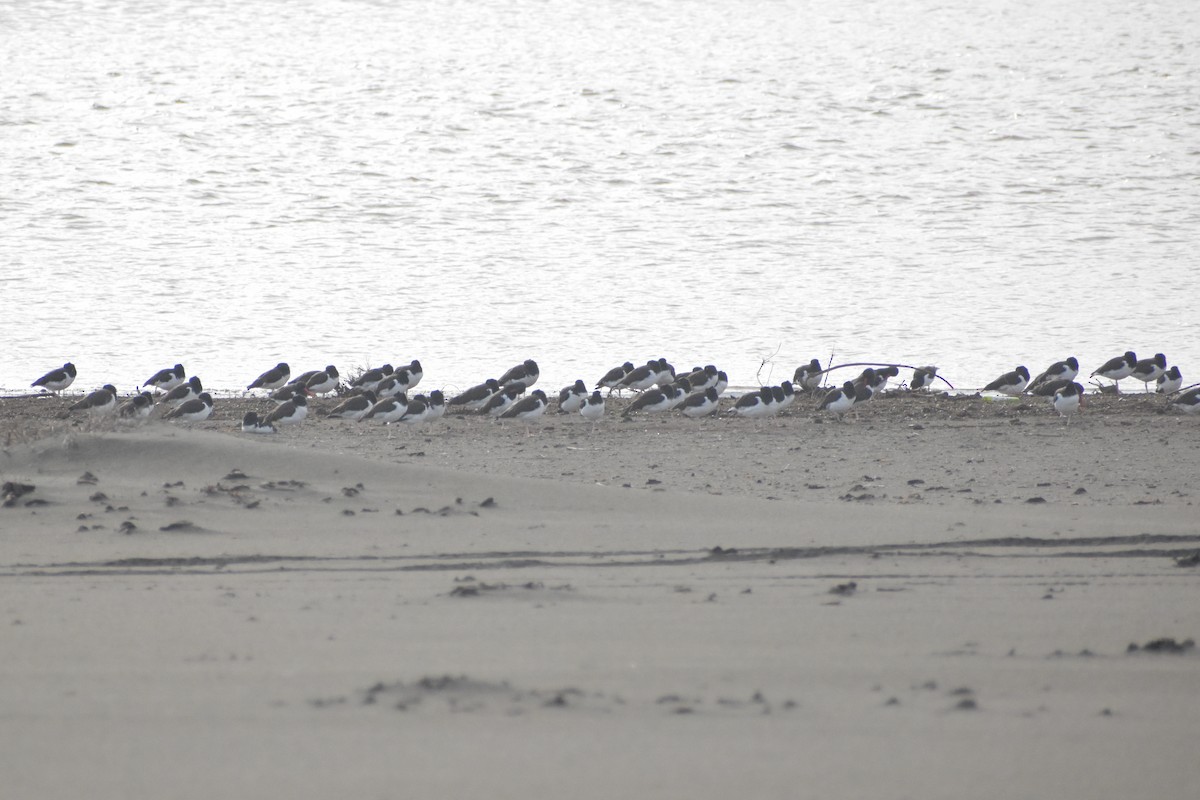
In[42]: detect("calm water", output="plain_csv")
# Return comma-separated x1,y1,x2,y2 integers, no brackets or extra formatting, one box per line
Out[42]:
3,0,1198,395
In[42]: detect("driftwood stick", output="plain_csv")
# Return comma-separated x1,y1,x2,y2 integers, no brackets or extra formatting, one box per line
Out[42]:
814,362,956,391
754,343,782,387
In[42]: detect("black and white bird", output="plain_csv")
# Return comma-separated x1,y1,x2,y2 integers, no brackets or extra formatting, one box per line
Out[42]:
397,395,431,427
284,369,321,392
499,359,539,390
869,366,899,395
500,389,549,426
363,393,408,424
241,411,276,434
731,387,773,419
163,392,214,422
117,391,154,421
851,368,878,402
375,369,416,399
1156,366,1182,395
580,390,606,422
910,366,939,391
1051,381,1084,424
597,362,634,394
712,371,729,396
1169,387,1200,415
426,390,447,421
793,359,824,392
1028,357,1079,393
448,378,501,411
479,385,523,417
653,359,676,387
818,381,859,421
859,367,888,398
270,383,306,403
70,384,118,416
142,364,186,393
663,380,691,409
557,380,588,414
623,385,676,417
327,391,378,421
32,362,76,394
161,376,203,407
680,387,720,418
304,365,340,396
247,362,291,392
1030,378,1074,398
398,359,423,391
351,364,393,393
1130,353,1167,388
681,365,719,393
769,381,796,414
263,392,308,427
1090,352,1136,389
618,360,663,393
983,365,1030,396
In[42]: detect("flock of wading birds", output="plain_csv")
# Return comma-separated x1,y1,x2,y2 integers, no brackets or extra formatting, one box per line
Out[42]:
25,351,1200,433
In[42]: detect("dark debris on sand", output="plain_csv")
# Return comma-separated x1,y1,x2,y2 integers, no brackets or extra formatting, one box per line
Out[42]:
2,481,37,507
1127,637,1195,654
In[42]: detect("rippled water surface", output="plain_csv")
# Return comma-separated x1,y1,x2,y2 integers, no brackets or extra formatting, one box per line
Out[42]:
3,0,1198,394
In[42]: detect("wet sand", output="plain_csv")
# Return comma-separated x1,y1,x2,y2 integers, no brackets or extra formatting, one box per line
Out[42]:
1,390,1198,799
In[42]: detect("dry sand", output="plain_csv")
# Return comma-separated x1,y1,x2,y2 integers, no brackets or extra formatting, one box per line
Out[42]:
2,390,1198,799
